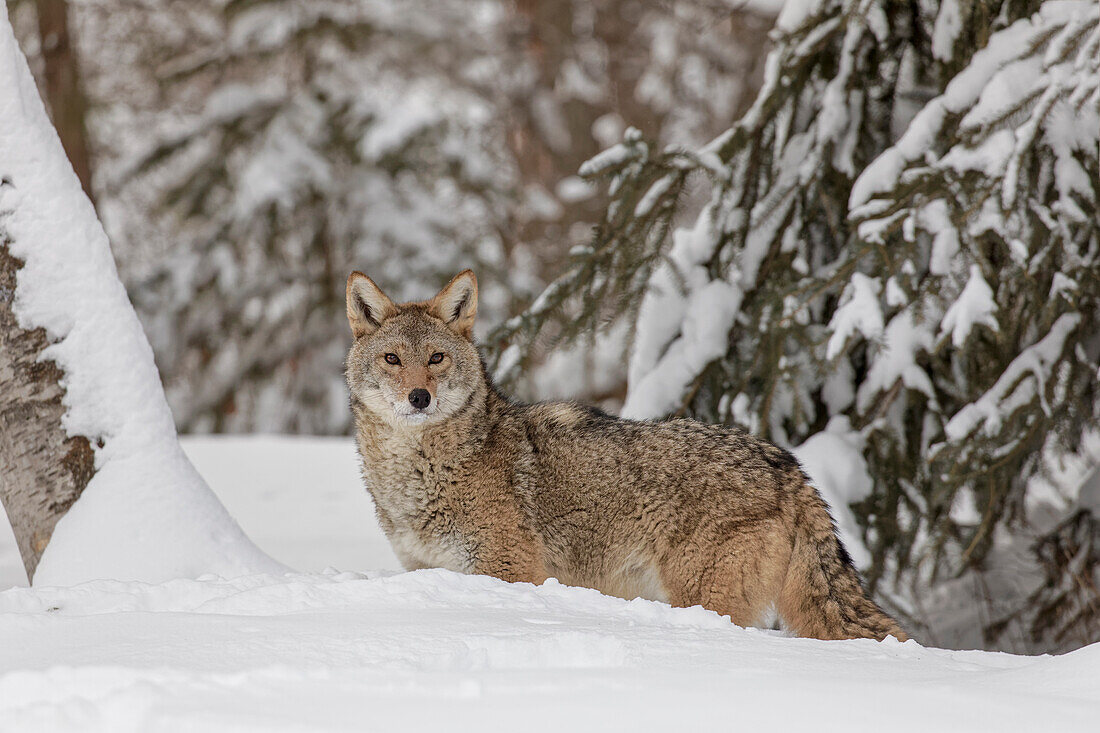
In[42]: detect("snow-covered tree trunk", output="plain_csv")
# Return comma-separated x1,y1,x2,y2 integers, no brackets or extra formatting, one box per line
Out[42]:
0,5,281,585
0,242,94,581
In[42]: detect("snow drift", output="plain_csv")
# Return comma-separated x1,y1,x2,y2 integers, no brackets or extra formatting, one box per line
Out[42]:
2,569,1098,732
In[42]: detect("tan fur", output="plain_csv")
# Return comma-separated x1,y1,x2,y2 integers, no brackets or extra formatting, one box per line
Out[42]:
345,271,908,642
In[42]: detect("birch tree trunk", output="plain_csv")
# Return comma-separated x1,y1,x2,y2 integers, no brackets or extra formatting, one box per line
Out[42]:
0,239,95,581
2,0,98,578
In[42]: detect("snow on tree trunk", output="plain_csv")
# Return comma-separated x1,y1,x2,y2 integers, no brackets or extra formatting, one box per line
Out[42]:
0,243,94,581
0,5,282,585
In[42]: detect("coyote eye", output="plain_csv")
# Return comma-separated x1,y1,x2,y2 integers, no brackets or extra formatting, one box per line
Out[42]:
429,352,445,364
384,353,400,365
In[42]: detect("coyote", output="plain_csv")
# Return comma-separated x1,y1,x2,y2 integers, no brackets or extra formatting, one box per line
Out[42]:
345,270,907,641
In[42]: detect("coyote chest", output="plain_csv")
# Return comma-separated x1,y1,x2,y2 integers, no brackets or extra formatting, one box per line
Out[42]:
356,430,470,573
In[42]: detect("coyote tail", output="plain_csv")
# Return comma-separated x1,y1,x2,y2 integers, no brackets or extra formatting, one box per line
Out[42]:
778,481,908,641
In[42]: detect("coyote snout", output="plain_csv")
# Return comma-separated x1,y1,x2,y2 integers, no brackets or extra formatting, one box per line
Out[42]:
408,388,431,410
345,269,908,642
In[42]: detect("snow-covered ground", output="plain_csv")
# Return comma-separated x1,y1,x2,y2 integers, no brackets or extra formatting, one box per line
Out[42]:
0,437,399,588
2,436,1099,731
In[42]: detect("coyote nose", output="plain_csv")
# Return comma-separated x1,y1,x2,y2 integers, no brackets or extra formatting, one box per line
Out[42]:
408,388,431,410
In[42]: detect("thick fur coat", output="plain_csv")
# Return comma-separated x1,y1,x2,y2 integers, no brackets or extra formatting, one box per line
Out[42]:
345,270,907,641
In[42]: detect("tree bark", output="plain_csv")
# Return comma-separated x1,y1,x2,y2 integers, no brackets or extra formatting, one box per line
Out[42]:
0,237,95,581
33,0,94,205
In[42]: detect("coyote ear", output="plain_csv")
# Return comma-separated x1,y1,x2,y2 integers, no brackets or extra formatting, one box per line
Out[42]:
429,270,478,339
346,272,397,339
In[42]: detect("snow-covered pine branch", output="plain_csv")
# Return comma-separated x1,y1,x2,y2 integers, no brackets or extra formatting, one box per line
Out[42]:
843,1,1099,648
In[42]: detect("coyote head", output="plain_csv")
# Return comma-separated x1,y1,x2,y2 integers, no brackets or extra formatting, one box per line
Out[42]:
345,270,484,427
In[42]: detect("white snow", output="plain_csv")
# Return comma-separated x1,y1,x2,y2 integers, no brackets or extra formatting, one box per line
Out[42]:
949,487,982,526
885,276,907,307
851,2,1079,211
775,0,822,33
633,174,676,217
3,436,1099,730
360,88,443,160
623,202,742,419
2,0,1099,725
524,323,628,405
235,111,332,218
1,568,1095,732
623,277,741,419
577,141,634,177
555,175,597,203
938,264,999,347
0,5,280,586
932,0,962,62
856,308,936,413
825,273,883,360
921,199,962,276
174,436,400,574
792,416,874,568
0,436,398,590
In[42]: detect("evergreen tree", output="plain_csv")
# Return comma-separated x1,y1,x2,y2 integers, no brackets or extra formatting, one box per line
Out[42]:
492,0,1100,652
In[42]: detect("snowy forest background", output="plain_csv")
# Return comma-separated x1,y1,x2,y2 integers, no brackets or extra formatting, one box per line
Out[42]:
5,0,1098,655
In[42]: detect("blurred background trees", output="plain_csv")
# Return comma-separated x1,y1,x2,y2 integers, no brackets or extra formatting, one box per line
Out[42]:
8,0,1098,652
9,0,775,431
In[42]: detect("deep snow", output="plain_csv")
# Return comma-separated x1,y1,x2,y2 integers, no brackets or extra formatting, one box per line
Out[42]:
4,569,1099,733
0,436,399,589
2,437,1099,731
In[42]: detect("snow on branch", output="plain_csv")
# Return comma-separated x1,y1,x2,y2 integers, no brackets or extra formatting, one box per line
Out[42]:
944,313,1081,442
